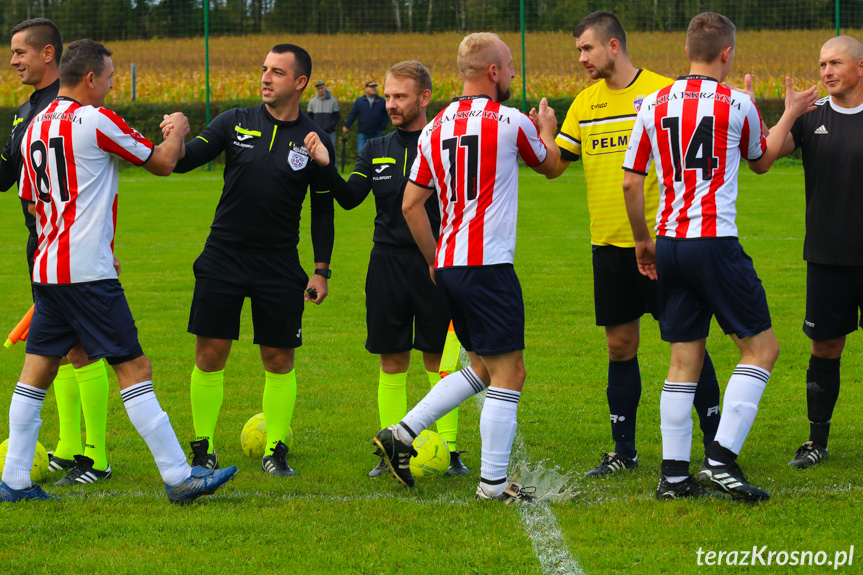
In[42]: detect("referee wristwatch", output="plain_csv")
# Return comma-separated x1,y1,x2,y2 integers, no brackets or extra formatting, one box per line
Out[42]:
314,268,332,279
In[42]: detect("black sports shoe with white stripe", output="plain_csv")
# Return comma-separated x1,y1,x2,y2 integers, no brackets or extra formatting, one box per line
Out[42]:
190,439,219,470
54,455,112,486
788,441,828,470
372,425,417,487
47,451,76,473
655,475,717,500
695,458,769,502
262,440,296,477
585,451,638,477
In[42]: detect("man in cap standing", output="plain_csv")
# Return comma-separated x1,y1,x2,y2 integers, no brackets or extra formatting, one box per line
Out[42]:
343,80,388,153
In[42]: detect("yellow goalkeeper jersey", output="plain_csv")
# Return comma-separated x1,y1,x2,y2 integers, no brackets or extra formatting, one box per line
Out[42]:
556,69,671,247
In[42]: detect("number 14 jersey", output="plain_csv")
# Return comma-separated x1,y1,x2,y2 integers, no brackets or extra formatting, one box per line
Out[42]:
20,97,154,284
622,76,766,239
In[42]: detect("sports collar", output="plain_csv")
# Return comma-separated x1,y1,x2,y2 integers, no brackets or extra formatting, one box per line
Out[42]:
452,94,493,103
678,75,719,83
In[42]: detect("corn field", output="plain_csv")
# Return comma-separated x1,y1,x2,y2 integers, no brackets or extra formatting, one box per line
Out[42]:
0,30,846,107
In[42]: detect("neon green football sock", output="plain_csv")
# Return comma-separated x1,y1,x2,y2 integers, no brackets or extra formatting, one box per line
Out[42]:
190,365,224,454
429,370,459,451
52,362,82,460
76,360,110,471
263,370,297,453
378,370,407,429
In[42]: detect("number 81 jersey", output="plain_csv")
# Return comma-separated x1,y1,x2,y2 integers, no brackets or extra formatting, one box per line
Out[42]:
623,76,766,239
19,97,153,284
409,95,547,268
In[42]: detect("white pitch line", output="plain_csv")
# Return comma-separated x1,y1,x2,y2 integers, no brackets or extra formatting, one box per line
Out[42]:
473,386,587,575
509,432,588,575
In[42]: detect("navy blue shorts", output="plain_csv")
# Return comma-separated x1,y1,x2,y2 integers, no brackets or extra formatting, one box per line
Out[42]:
803,262,863,340
365,246,450,354
435,265,524,356
27,280,144,365
656,237,771,342
592,245,658,326
189,241,306,349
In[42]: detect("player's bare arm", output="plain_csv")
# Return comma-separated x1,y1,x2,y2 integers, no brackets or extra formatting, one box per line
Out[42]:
622,169,656,280
748,77,818,174
146,112,190,176
528,97,561,177
546,157,571,179
402,181,437,280
303,131,331,167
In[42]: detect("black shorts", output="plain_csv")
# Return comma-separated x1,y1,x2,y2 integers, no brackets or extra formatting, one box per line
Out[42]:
656,237,771,342
803,262,863,340
435,265,524,356
188,241,307,349
592,245,658,326
365,246,450,354
27,280,144,365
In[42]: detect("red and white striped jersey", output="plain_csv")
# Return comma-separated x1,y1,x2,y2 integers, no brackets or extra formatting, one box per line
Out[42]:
622,76,766,238
19,97,153,284
409,96,547,267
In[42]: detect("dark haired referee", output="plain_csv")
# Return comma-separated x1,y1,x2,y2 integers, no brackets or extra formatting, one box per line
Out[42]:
170,44,339,477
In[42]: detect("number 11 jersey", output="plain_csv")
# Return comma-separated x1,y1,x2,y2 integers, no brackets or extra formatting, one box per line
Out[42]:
409,95,548,268
622,76,766,239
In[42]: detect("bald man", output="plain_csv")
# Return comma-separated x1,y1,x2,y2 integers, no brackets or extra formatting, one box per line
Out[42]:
769,35,863,469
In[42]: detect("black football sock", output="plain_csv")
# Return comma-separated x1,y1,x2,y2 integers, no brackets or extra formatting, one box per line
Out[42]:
694,350,721,447
608,357,640,458
807,355,840,448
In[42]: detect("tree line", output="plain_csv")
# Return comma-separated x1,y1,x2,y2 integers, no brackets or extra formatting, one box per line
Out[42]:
1,0,856,41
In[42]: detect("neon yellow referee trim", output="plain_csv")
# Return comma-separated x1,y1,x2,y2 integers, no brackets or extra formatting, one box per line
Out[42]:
269,126,278,151
403,149,407,175
234,125,261,137
12,118,23,126
196,135,209,143
372,157,396,164
351,172,368,178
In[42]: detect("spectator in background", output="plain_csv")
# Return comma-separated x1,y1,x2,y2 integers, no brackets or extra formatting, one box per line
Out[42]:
343,81,388,153
307,80,340,150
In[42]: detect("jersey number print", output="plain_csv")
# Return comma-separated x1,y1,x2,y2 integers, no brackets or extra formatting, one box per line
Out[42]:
30,137,70,202
443,135,478,201
660,116,719,181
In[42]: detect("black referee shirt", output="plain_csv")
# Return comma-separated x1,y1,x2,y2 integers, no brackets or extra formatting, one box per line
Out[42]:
791,96,863,266
330,128,440,249
175,104,336,262
0,79,60,236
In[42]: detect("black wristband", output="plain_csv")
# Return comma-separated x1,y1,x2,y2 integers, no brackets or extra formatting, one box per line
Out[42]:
314,268,332,279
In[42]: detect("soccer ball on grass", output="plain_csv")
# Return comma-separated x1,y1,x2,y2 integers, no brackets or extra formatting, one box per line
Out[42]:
0,439,50,482
240,413,293,458
410,430,450,479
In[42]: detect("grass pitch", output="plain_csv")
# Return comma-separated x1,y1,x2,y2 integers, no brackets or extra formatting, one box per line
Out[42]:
0,161,859,574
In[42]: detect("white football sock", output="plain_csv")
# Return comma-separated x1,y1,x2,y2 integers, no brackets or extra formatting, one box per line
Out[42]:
121,381,191,486
2,384,46,490
478,387,520,497
402,367,485,439
714,365,770,454
660,381,697,464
